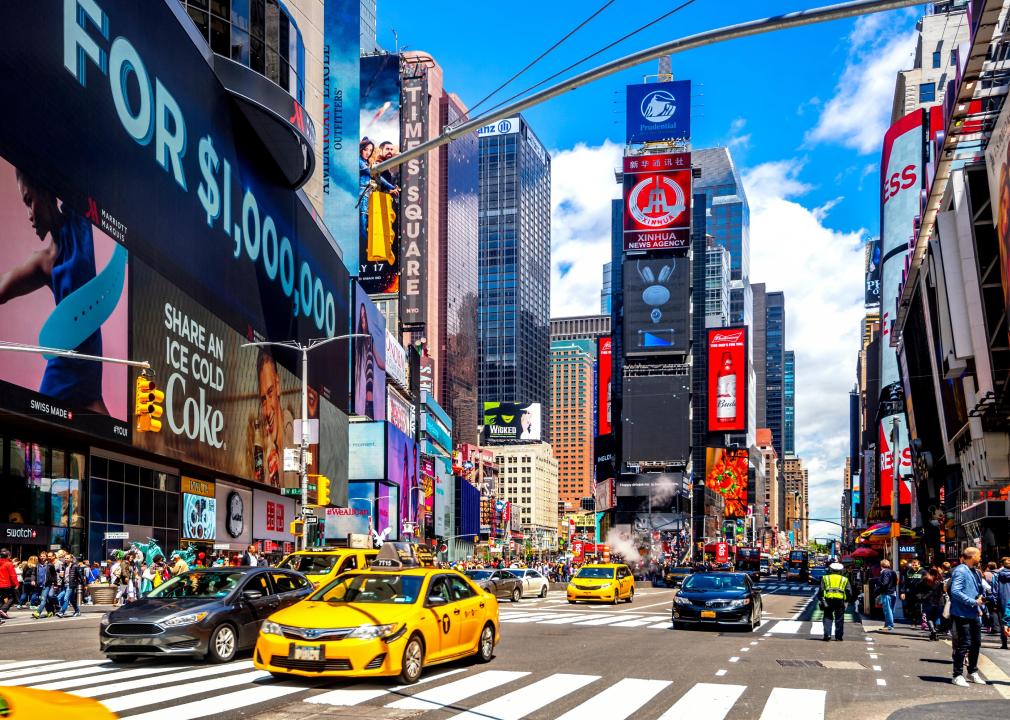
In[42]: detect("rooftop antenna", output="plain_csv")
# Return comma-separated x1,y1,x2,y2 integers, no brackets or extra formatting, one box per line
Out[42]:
658,55,672,80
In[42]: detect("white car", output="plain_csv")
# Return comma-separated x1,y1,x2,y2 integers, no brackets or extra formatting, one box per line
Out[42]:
511,568,549,598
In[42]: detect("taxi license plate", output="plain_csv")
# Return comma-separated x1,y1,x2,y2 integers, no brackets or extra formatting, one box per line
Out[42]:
289,644,323,661
700,610,717,619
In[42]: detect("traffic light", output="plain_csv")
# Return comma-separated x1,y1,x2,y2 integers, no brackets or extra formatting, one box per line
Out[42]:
290,519,305,536
316,476,331,506
135,374,164,432
473,535,479,544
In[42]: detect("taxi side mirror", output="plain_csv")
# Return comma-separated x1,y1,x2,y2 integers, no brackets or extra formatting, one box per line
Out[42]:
426,596,448,608
243,589,264,601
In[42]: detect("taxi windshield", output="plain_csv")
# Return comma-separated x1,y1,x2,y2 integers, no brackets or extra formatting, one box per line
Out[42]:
574,567,615,580
148,572,244,599
312,573,424,604
277,554,338,574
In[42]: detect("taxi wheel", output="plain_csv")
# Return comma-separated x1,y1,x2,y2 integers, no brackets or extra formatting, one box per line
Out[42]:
539,585,548,598
399,634,425,684
207,623,238,663
626,587,635,603
511,587,521,603
475,623,495,663
611,589,620,605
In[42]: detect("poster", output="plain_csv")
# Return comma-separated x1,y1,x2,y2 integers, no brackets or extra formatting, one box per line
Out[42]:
482,402,542,442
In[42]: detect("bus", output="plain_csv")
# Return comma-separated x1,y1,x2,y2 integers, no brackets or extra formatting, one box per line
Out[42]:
736,547,762,578
786,549,810,581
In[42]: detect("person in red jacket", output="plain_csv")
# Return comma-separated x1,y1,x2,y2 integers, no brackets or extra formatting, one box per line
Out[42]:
0,549,21,621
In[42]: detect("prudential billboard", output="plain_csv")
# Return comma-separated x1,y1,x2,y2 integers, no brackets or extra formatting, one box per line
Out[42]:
626,80,691,143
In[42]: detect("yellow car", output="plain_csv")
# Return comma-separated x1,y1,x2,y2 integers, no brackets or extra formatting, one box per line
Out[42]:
254,542,499,684
566,563,636,604
275,547,378,587
0,687,117,719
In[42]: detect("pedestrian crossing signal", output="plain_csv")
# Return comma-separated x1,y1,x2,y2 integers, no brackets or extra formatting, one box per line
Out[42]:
290,519,305,536
135,374,164,433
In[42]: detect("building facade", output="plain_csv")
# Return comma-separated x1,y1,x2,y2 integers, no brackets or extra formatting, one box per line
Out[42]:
784,351,796,456
493,444,559,550
705,240,731,327
765,292,786,460
755,428,779,548
549,315,612,342
783,456,809,546
550,340,596,513
478,116,552,438
601,262,612,315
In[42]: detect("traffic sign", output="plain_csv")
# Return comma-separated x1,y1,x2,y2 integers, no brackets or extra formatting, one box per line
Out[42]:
282,488,302,496
104,532,129,540
304,515,319,525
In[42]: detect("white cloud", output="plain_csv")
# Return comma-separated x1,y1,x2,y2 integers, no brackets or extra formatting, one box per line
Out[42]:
726,117,751,150
806,11,917,154
744,160,869,542
549,140,624,317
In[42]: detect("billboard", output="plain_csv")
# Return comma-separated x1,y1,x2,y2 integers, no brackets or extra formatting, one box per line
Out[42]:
597,336,613,435
353,285,387,420
864,239,881,307
706,447,749,518
386,330,408,389
215,482,252,547
621,374,690,463
399,72,428,325
182,493,217,541
387,390,414,438
387,423,420,535
986,96,1010,345
348,421,385,480
878,419,912,506
707,327,747,433
626,80,691,143
0,1,354,470
623,254,690,354
615,473,684,513
622,153,691,252
322,0,362,275
482,402,542,443
359,54,402,294
0,154,129,440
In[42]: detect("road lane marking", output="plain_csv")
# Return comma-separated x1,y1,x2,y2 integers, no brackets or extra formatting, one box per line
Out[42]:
501,613,563,623
576,615,642,626
759,688,825,720
123,684,305,720
0,659,106,681
100,670,270,713
658,683,746,720
0,659,64,672
75,661,254,698
619,600,670,612
715,669,727,676
31,664,191,691
740,648,749,652
750,641,758,645
539,614,602,625
446,673,599,720
555,678,670,720
387,670,530,711
876,679,887,686
872,665,881,671
609,619,656,628
305,668,466,706
767,621,802,634
2,664,114,686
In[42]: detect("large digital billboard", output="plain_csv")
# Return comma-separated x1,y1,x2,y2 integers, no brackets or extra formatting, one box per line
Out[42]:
387,423,419,536
626,81,691,143
348,421,385,480
623,153,691,252
864,238,881,307
353,285,387,420
359,53,402,294
597,336,613,435
706,447,748,518
621,374,690,463
623,254,690,354
707,327,747,433
482,402,542,443
0,154,130,440
987,97,1010,345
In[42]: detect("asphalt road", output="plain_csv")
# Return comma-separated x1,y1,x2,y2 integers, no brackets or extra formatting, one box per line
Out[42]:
2,581,1009,720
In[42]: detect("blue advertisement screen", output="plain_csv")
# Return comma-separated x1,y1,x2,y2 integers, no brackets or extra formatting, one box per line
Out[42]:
626,80,691,143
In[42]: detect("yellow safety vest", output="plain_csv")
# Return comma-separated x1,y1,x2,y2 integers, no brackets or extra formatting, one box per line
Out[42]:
821,573,848,600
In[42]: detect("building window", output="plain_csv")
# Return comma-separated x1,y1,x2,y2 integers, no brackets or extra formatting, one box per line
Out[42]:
918,82,935,103
932,50,941,69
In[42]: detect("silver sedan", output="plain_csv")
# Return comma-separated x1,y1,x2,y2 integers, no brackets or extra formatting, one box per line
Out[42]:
509,568,549,598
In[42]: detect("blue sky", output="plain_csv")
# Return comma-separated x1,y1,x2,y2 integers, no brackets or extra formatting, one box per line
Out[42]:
377,1,923,540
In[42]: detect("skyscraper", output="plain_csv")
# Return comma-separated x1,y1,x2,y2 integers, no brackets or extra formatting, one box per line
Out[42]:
765,292,786,460
550,340,596,513
705,240,731,327
601,262,612,315
784,351,796,456
478,115,552,439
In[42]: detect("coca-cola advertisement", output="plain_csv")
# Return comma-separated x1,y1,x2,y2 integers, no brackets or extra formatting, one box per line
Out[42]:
622,153,691,252
707,327,747,433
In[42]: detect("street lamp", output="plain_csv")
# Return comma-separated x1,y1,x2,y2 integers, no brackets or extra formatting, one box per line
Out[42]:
243,333,367,550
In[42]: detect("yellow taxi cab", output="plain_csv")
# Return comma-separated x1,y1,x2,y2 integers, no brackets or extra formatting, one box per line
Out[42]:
254,542,500,684
566,563,635,604
0,687,117,719
275,547,378,587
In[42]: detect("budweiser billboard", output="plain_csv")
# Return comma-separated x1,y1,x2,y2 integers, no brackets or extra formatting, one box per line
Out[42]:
622,153,691,252
597,336,613,435
707,327,747,433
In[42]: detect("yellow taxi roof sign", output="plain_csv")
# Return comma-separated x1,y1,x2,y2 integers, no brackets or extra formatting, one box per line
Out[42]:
373,541,436,569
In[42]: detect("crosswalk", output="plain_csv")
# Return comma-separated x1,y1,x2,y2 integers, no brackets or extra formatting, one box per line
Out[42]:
0,658,829,720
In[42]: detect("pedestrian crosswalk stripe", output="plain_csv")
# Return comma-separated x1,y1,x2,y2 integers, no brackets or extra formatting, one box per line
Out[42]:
101,670,269,713
73,661,255,699
305,668,467,707
767,620,803,634
387,670,530,710
446,673,599,720
501,613,560,623
576,614,642,626
649,622,673,629
539,614,601,625
758,688,826,720
555,677,671,720
33,664,191,692
0,659,105,681
657,682,747,720
0,659,63,672
609,618,655,628
3,663,114,686
122,683,305,720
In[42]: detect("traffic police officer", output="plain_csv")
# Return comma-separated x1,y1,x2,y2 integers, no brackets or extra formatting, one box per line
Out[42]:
819,562,852,641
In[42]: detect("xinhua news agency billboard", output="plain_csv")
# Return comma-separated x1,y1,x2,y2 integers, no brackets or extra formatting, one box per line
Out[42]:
626,80,691,143
622,153,691,252
707,327,747,433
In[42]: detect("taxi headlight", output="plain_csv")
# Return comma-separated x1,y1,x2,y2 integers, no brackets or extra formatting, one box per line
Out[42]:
726,598,751,609
348,624,399,640
261,621,284,636
162,612,208,627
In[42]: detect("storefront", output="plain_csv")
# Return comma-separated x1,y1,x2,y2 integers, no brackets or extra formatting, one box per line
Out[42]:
214,481,253,561
252,490,296,562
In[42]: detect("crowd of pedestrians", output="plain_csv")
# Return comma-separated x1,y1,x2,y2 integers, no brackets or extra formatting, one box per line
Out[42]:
0,548,96,622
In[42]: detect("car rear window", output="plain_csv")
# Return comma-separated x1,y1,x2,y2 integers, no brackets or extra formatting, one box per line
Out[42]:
277,554,338,574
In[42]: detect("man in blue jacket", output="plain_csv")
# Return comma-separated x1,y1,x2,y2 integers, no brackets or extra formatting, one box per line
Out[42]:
996,556,1010,650
949,547,987,687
